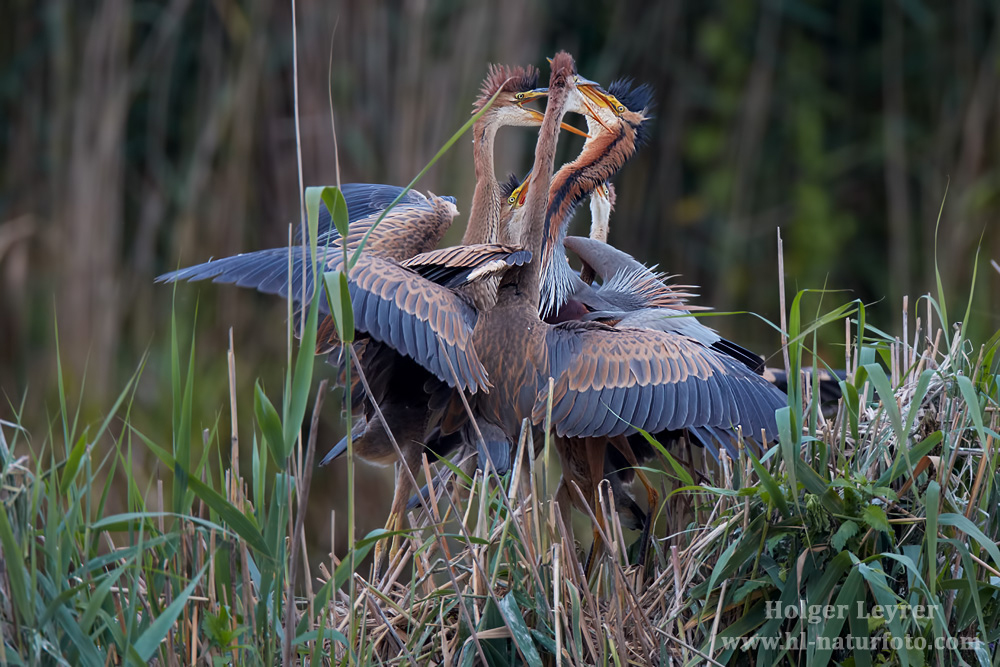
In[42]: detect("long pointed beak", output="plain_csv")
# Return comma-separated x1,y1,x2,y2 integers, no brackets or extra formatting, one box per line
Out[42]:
560,120,590,138
520,104,590,138
506,169,533,209
518,88,549,102
576,87,614,134
573,73,601,88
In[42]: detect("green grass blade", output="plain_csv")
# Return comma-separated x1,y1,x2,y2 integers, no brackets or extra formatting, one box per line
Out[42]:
931,182,950,348
956,375,989,454
938,513,1000,567
497,591,543,667
283,282,320,458
186,475,272,558
0,501,31,626
813,563,863,666
320,186,349,239
876,431,941,488
775,406,799,511
635,427,694,487
746,447,789,517
925,481,939,598
172,307,197,516
79,561,132,634
133,562,209,662
323,270,354,344
254,380,286,468
861,363,904,444
58,432,88,495
857,562,910,667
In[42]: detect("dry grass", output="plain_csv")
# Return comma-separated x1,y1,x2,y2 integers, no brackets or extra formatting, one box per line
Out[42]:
3,262,997,664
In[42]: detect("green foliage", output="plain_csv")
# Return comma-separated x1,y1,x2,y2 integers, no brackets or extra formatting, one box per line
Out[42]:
4,283,1000,663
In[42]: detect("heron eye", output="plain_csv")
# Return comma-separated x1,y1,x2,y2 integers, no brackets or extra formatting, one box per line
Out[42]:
508,196,516,204
617,105,625,113
515,92,524,100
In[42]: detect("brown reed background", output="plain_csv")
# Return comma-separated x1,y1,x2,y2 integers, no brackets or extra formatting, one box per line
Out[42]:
2,1,999,549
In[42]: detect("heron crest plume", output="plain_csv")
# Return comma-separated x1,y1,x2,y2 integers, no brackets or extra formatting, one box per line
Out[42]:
607,78,655,146
499,172,522,201
474,64,540,111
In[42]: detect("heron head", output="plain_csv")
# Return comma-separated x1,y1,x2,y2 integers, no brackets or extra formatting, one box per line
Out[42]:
499,170,532,244
473,64,587,137
579,78,655,145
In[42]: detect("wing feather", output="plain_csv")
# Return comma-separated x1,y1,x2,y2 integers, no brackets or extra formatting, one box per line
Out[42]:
536,322,782,439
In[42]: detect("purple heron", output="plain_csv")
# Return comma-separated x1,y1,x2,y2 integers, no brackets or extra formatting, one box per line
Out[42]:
452,53,786,569
483,75,785,567
160,63,591,568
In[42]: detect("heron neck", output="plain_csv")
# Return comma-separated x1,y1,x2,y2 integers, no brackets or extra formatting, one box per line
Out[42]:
588,193,610,242
539,121,635,294
514,75,572,307
461,119,500,245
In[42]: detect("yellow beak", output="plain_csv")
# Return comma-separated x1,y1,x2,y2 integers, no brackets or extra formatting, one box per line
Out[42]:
520,105,590,138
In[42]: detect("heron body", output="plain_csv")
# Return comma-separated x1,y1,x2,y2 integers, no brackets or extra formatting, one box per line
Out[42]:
313,64,589,568
498,76,787,563
157,53,793,576
157,182,535,569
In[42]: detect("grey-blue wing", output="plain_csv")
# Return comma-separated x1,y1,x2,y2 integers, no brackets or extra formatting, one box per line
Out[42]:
537,321,785,440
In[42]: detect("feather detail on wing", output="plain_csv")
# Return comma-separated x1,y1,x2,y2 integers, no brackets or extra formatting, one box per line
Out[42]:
534,320,784,439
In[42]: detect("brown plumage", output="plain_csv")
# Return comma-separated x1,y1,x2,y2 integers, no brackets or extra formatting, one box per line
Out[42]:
463,69,787,569
313,65,583,564
157,183,531,570
463,55,650,564
464,63,587,249
313,65,577,567
314,240,530,571
402,66,591,510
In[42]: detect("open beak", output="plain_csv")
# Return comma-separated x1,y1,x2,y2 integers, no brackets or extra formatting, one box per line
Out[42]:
578,84,627,118
506,169,532,208
574,87,614,134
577,83,609,108
516,171,531,206
519,88,589,138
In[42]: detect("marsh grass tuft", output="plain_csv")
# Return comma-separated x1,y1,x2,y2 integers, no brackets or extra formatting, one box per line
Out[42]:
1,120,998,667
3,238,1000,664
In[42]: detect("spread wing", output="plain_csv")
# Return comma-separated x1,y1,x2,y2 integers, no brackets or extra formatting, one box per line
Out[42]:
315,184,455,243
402,244,531,288
156,246,320,300
535,321,785,439
158,246,488,393
346,254,488,392
157,192,459,292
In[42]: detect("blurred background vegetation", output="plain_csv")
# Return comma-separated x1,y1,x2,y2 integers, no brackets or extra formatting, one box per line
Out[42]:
2,1,999,555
